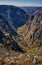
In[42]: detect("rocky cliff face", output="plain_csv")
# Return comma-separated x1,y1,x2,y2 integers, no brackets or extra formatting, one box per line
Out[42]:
17,12,42,48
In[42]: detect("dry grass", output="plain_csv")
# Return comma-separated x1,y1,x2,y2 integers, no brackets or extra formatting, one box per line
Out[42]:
0,47,42,65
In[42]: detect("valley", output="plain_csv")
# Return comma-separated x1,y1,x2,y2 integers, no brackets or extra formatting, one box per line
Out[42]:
0,5,42,65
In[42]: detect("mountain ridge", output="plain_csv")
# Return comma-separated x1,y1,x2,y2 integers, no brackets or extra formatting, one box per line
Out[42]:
0,5,29,28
